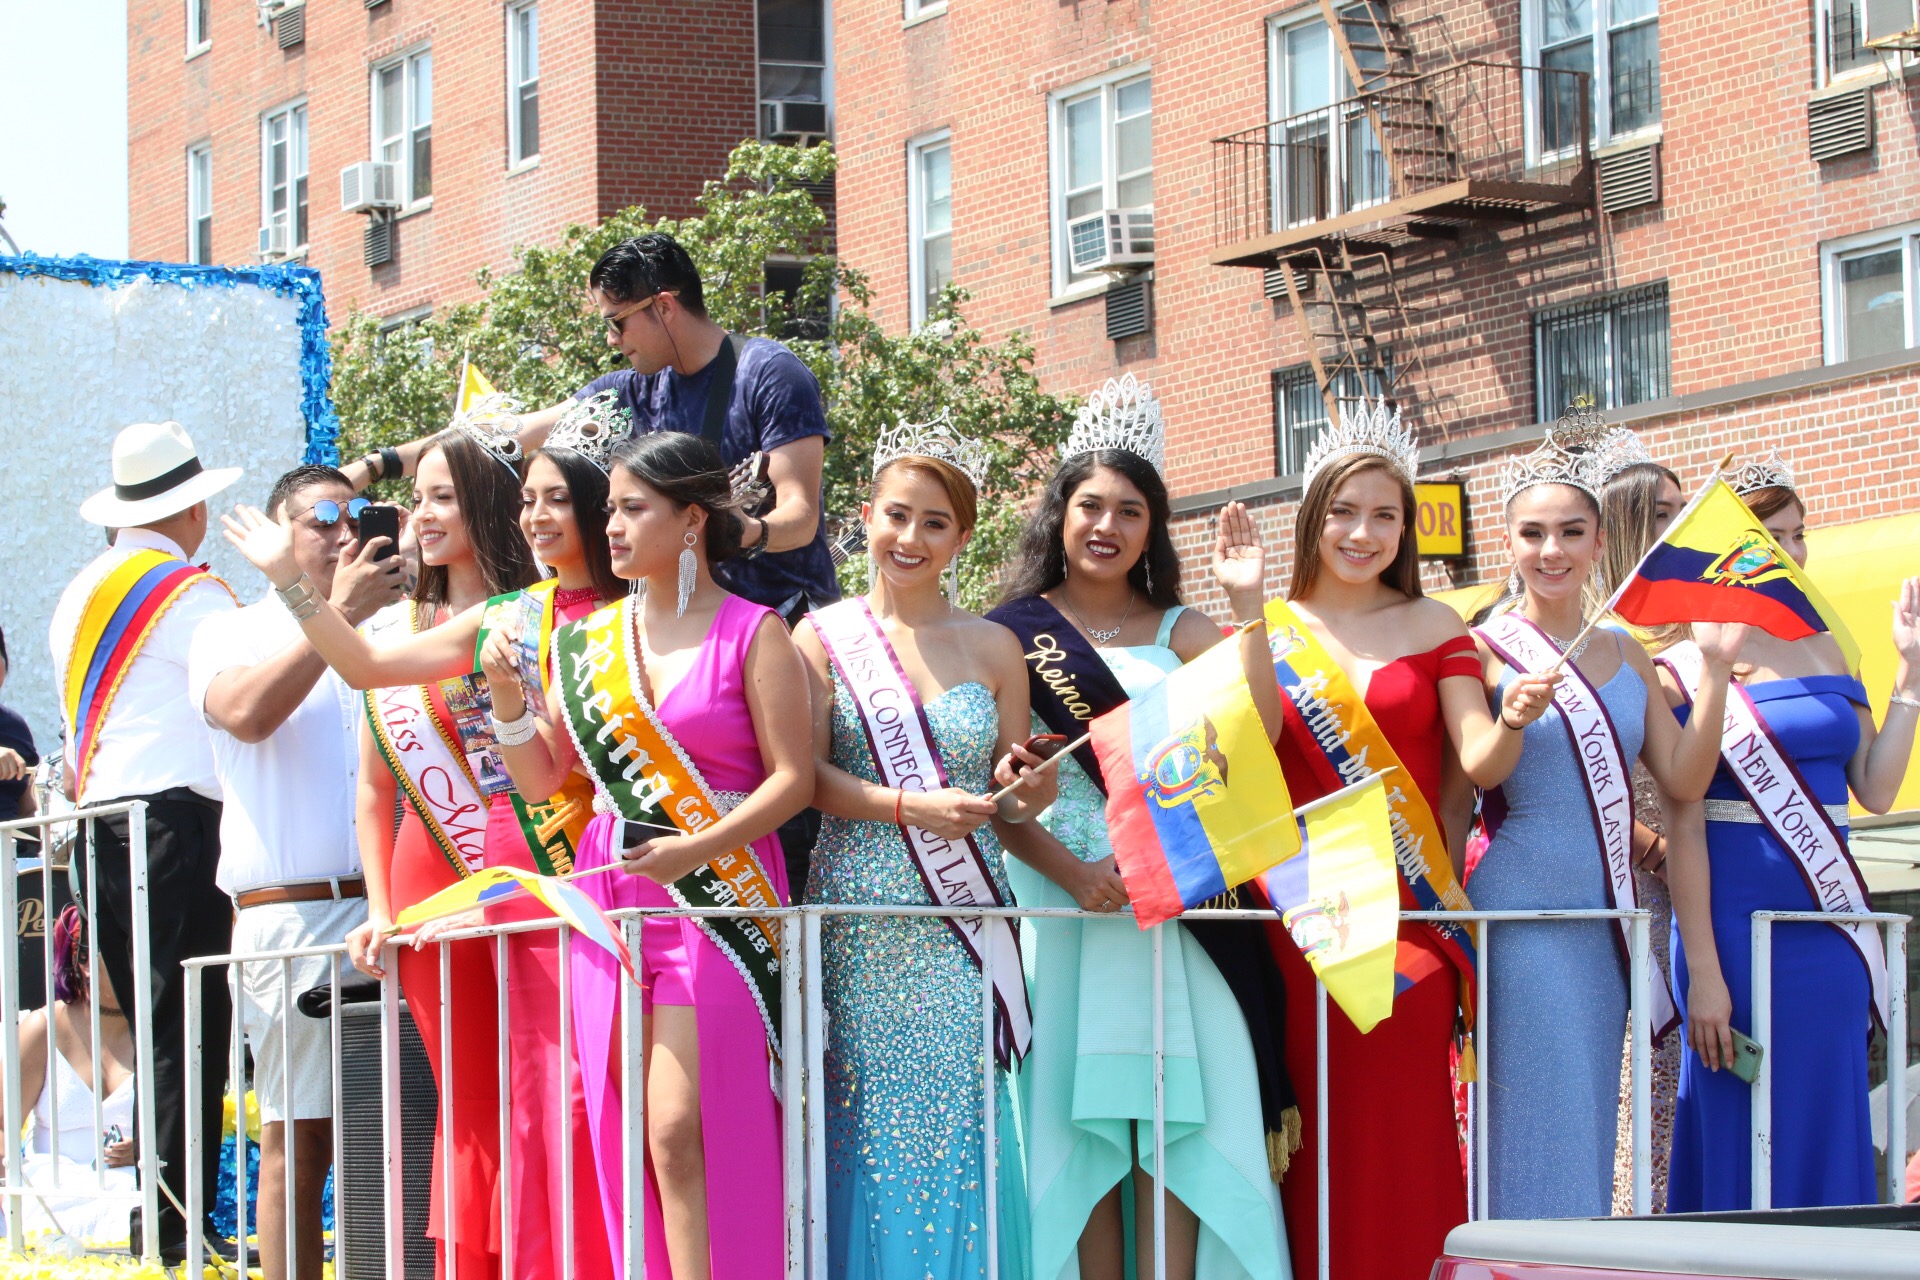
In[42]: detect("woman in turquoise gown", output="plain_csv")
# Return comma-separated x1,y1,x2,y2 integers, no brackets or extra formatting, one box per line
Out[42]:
798,442,1053,1279
989,393,1290,1280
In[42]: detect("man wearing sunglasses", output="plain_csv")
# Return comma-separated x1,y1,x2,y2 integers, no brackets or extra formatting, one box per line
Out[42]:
187,465,404,1280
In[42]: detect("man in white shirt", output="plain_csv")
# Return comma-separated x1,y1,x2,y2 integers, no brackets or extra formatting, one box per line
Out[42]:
190,463,402,1280
48,421,241,1259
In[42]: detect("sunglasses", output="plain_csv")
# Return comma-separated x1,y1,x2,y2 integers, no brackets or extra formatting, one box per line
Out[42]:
603,289,680,335
296,497,372,527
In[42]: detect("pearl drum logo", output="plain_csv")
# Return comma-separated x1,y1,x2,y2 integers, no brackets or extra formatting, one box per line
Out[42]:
1139,716,1230,810
1282,890,1352,961
1703,530,1792,589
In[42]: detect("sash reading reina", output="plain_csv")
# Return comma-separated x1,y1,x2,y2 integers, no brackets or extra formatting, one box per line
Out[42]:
475,581,595,876
554,597,784,1060
63,548,234,797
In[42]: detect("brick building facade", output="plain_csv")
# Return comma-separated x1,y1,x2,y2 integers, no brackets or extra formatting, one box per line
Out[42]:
831,0,1920,609
126,0,821,322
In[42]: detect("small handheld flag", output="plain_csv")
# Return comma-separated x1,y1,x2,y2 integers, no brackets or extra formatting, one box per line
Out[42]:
1093,630,1299,929
456,357,501,414
1261,773,1401,1032
1612,474,1860,669
394,865,637,982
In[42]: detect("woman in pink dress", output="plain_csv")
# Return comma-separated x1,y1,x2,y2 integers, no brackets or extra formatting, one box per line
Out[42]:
485,431,813,1278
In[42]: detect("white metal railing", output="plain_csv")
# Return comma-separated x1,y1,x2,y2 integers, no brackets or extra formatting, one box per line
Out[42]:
0,802,163,1260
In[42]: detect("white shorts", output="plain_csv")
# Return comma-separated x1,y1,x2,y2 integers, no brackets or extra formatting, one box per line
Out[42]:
229,898,367,1124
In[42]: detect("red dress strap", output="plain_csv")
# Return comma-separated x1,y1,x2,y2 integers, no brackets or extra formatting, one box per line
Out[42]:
1434,632,1481,681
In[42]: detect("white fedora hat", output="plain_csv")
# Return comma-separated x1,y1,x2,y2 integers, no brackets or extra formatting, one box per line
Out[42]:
78,421,243,527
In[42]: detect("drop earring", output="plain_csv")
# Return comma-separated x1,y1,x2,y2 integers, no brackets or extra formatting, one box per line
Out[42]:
947,559,960,615
1144,557,1155,599
1506,570,1521,597
677,531,698,617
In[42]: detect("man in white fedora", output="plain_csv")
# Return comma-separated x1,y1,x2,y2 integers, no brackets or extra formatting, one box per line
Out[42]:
48,420,241,1260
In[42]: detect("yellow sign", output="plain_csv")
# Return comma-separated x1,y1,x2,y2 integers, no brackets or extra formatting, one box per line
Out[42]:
1414,481,1467,558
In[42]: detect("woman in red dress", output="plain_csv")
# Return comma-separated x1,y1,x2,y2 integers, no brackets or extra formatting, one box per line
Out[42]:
1215,411,1552,1280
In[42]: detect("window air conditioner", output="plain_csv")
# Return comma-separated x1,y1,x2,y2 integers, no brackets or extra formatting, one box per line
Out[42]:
1864,0,1920,49
1067,207,1156,274
760,100,829,143
258,221,292,259
340,161,401,214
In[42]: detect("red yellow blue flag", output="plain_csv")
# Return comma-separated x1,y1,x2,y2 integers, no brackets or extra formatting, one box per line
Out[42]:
395,865,637,983
1093,633,1299,929
1261,774,1400,1032
1613,476,1860,670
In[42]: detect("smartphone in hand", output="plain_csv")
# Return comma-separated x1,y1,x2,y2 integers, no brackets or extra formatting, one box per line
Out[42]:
1727,1028,1765,1084
1019,733,1071,761
358,504,403,561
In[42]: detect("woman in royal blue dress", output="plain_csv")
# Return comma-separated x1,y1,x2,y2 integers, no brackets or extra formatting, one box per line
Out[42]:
1665,455,1920,1211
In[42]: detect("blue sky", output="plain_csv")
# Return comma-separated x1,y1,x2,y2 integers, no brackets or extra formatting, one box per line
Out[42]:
0,0,128,257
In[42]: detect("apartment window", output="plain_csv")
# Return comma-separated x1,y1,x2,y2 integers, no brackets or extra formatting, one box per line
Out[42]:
508,4,539,165
261,103,309,254
1273,360,1394,476
1822,224,1919,363
1527,0,1660,152
759,0,825,109
1051,70,1152,294
186,0,210,53
186,144,212,266
907,132,952,327
374,49,433,206
1269,15,1388,229
905,0,946,20
1535,282,1670,420
764,260,831,341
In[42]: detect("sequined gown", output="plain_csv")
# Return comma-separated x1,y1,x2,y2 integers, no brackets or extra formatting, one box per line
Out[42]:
1471,644,1645,1221
806,674,1031,1280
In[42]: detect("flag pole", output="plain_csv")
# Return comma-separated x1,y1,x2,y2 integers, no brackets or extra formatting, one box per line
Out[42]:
1536,451,1738,678
983,730,1095,804
381,861,631,938
1291,766,1398,819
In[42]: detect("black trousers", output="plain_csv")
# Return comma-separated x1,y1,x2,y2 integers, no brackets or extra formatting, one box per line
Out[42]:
82,788,232,1252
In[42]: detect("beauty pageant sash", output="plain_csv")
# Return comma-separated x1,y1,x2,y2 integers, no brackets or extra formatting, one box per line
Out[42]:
62,549,233,797
475,581,594,876
1264,600,1479,1010
554,597,783,1058
811,598,1033,1067
1475,614,1680,1037
362,604,490,877
986,594,1128,794
1660,641,1888,1029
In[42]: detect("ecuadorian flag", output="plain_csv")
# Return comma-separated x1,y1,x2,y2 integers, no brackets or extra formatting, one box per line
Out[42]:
1614,476,1860,669
396,865,636,982
1261,775,1401,1032
1093,636,1299,929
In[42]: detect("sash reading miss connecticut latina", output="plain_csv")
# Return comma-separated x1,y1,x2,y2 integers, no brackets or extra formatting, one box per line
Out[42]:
1264,600,1480,1016
475,581,595,876
811,598,1034,1068
1475,614,1680,1038
63,549,234,797
554,597,783,1061
985,594,1128,795
363,604,490,878
1659,641,1889,1029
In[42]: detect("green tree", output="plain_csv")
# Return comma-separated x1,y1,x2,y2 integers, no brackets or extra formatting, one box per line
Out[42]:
330,140,1076,608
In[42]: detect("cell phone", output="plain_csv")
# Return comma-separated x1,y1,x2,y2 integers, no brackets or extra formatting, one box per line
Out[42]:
621,819,679,848
1020,733,1071,761
357,504,402,562
1727,1028,1765,1084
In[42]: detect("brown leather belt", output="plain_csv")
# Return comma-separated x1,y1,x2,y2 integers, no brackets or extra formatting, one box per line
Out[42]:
234,877,366,910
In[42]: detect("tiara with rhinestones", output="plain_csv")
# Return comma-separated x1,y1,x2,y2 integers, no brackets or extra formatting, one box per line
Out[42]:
1062,374,1166,475
872,410,990,493
542,390,634,475
1503,413,1604,504
449,393,526,474
1302,396,1420,489
1546,399,1656,486
1592,425,1656,484
1728,450,1796,497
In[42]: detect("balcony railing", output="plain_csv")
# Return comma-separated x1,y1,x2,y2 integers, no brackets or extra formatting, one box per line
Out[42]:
1212,60,1592,266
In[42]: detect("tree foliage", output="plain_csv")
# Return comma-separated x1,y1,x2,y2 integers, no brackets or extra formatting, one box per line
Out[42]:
330,140,1076,608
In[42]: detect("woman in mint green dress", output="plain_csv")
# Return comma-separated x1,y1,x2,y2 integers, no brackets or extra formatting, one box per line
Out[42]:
988,377,1290,1280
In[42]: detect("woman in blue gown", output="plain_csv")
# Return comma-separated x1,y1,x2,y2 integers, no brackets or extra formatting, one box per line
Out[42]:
1666,469,1920,1211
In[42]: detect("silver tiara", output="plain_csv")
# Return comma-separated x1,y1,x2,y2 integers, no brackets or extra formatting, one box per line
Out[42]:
450,393,525,474
872,410,990,493
1547,399,1658,486
1729,450,1796,497
1593,426,1656,484
544,390,634,475
1503,410,1604,504
1302,396,1420,489
1062,374,1165,475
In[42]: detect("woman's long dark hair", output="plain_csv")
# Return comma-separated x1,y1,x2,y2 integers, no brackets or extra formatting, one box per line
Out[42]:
533,445,624,602
609,432,743,566
999,449,1181,609
415,433,542,608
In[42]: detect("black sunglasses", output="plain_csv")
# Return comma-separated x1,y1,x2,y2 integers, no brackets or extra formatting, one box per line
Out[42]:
296,497,372,527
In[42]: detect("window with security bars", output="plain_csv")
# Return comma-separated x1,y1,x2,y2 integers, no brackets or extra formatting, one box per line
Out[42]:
1534,283,1670,420
1273,360,1394,477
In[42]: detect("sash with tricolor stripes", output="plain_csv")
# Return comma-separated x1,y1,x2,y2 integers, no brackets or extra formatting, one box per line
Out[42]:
62,549,233,797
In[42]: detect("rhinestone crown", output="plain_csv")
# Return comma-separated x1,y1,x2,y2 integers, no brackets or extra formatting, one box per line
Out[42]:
1302,395,1420,490
1062,374,1166,475
872,410,990,493
1728,450,1796,497
543,390,635,475
449,393,526,474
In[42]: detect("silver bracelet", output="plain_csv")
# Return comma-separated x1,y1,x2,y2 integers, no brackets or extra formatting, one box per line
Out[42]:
275,574,319,617
491,709,539,746
1890,692,1920,712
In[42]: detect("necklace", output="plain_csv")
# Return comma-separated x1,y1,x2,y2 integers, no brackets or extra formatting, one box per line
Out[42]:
1542,626,1591,664
1063,592,1135,646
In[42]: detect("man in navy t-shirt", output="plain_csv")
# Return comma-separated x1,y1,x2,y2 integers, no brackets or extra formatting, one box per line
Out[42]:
518,232,840,618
